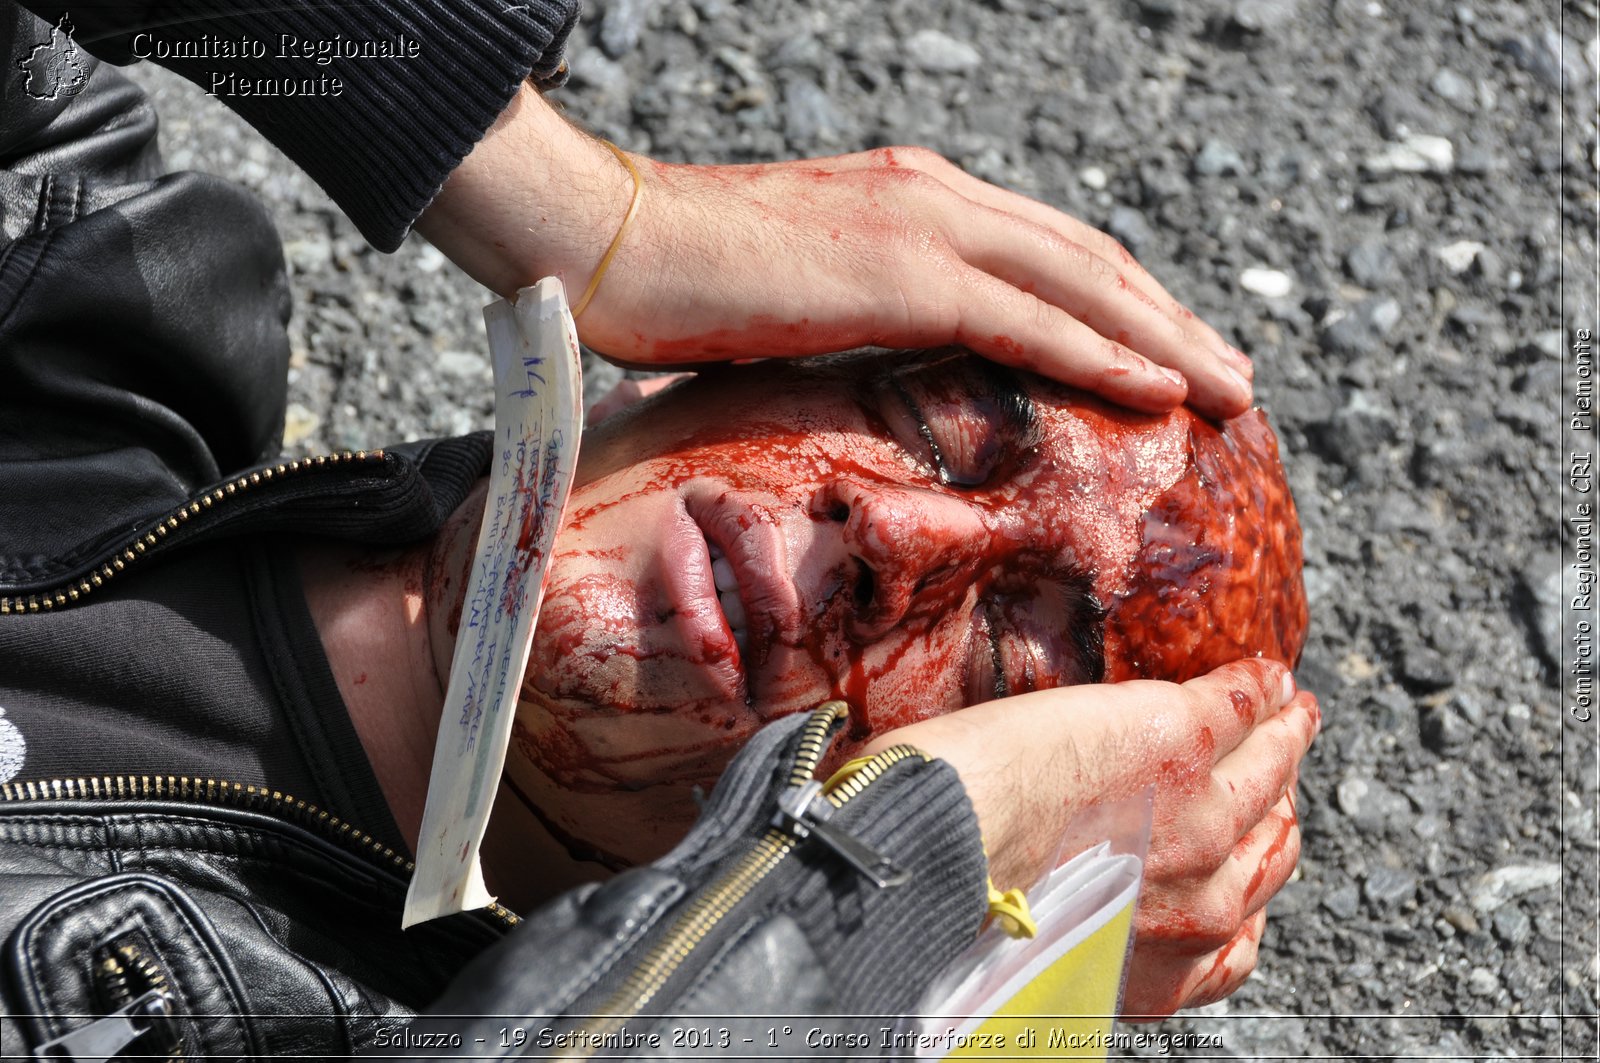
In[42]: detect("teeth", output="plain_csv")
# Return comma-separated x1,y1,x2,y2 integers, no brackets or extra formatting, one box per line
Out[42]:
720,589,747,629
706,536,746,653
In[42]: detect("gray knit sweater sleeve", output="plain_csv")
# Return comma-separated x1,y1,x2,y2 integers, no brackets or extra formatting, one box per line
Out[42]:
22,1,581,251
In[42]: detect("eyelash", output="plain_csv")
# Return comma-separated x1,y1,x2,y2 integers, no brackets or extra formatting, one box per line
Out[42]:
985,601,1010,700
889,377,954,484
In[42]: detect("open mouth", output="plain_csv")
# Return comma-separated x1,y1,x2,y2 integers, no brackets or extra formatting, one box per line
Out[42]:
705,535,749,654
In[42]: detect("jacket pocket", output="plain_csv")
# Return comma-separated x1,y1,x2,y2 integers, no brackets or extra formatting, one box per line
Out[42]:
3,871,263,1061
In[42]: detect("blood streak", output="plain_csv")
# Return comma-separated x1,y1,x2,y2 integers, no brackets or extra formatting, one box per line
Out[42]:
1242,807,1297,904
1229,688,1254,723
988,334,1025,358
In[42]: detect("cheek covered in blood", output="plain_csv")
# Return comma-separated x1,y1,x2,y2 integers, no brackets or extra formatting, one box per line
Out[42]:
1101,410,1308,683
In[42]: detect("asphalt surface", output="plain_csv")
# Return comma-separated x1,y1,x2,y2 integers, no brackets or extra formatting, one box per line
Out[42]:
125,1,1597,1058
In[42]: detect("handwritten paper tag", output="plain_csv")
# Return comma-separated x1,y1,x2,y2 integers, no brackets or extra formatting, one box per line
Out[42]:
402,278,583,928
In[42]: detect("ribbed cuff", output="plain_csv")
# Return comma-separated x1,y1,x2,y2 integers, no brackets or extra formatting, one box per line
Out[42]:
790,754,991,1012
59,0,580,251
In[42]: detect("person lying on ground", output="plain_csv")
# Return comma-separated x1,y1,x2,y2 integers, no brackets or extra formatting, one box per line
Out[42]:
0,3,1304,1051
301,347,1313,1016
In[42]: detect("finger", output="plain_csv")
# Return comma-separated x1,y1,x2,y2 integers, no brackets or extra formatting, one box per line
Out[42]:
944,205,1251,417
1121,909,1265,1020
1232,789,1302,918
1182,909,1267,1009
1143,785,1300,944
1211,692,1319,842
891,151,1246,370
828,146,1243,368
1178,659,1297,762
949,266,1190,413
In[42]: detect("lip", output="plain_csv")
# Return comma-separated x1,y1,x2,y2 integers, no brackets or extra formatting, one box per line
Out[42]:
679,479,804,711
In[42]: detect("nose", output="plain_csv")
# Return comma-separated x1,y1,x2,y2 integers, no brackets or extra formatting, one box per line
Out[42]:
822,480,990,641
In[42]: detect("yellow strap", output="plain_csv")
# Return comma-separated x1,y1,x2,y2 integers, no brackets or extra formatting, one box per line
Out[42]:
987,879,1038,939
821,755,877,791
830,751,1036,939
570,139,643,320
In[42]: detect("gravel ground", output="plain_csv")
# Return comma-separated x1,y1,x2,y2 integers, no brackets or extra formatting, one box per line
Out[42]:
125,1,1597,1058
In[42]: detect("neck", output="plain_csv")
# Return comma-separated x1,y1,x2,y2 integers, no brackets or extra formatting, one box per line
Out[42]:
298,479,606,912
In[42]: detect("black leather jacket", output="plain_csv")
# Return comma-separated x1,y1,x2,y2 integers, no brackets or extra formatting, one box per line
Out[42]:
0,9,988,1059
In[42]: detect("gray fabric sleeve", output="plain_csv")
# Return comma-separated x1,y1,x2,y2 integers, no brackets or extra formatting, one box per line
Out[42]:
17,1,581,251
405,714,991,1056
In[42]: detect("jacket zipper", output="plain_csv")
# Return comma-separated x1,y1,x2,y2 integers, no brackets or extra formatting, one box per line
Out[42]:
559,702,928,1059
0,449,384,616
0,774,520,929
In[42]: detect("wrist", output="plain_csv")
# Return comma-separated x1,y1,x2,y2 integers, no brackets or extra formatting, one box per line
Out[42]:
415,84,635,298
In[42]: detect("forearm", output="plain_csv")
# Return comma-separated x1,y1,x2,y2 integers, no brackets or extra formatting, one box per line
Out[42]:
413,82,635,299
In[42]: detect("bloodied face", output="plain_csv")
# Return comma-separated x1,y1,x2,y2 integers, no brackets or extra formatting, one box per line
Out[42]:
509,351,1307,867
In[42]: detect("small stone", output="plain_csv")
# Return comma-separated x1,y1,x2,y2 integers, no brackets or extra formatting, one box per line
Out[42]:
1363,134,1455,175
1397,640,1453,692
1455,145,1498,175
1138,161,1188,204
1231,0,1299,34
1466,967,1499,997
782,77,844,144
712,46,764,88
1345,238,1399,288
1515,557,1562,670
1335,774,1410,829
1493,904,1532,946
1446,692,1484,726
436,351,488,380
1107,207,1155,255
1436,240,1486,274
1078,166,1108,190
1135,0,1179,19
570,50,630,98
1321,296,1402,356
283,233,332,274
1429,67,1472,105
1369,298,1402,333
1468,864,1561,913
414,243,446,274
1240,267,1294,298
1413,814,1446,840
1363,866,1417,911
904,30,983,73
1336,776,1369,817
282,403,321,448
599,0,651,58
1501,29,1583,91
1194,138,1246,177
1473,246,1504,285
1420,705,1471,753
1322,883,1361,919
1442,905,1480,934
1308,399,1398,467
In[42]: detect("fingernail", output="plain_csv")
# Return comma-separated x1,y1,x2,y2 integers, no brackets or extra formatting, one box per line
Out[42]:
1280,670,1296,706
1161,366,1186,387
1223,345,1254,373
1225,364,1251,400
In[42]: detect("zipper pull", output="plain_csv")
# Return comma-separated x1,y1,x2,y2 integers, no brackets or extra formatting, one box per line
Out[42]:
774,779,908,888
31,988,173,1062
